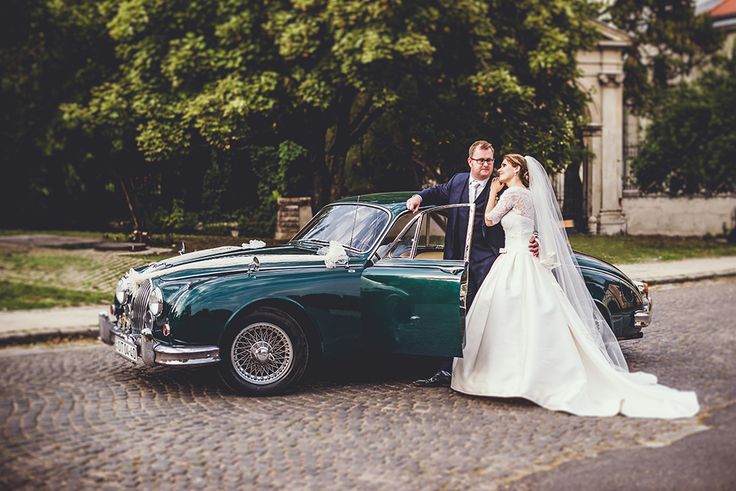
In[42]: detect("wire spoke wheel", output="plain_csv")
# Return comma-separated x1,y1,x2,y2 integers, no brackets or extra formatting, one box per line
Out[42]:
231,322,294,385
220,308,309,395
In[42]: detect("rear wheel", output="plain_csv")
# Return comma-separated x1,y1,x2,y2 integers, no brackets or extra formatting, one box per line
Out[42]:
218,307,309,395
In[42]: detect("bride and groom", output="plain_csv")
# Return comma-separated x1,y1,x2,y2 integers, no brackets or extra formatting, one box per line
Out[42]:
406,141,699,418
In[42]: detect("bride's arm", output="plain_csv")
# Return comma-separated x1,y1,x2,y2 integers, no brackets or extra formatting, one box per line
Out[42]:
484,178,503,226
484,180,512,226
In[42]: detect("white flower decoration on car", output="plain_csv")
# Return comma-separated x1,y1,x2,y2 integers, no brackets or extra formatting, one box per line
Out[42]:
319,241,349,269
241,239,266,249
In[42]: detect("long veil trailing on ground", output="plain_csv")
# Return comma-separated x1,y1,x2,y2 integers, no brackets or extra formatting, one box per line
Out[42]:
525,156,629,372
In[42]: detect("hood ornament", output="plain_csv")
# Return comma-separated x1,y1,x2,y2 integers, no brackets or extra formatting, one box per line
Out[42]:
179,241,186,256
248,256,260,276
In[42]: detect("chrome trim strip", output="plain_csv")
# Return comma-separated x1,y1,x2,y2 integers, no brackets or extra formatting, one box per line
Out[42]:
461,203,475,316
165,263,354,281
154,344,220,366
410,214,422,258
371,260,465,271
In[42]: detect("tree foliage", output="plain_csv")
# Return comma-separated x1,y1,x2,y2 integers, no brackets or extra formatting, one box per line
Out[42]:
4,0,599,233
606,0,723,114
0,0,117,228
634,53,736,195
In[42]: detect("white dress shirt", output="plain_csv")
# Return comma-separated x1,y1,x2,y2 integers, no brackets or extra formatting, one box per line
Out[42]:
469,177,489,202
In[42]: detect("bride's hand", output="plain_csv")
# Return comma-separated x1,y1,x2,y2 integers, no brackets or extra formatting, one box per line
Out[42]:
490,177,505,194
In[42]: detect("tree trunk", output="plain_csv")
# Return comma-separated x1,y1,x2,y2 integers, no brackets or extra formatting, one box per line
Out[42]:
310,151,330,211
117,174,143,238
326,93,353,201
328,150,347,201
411,155,443,184
325,91,383,201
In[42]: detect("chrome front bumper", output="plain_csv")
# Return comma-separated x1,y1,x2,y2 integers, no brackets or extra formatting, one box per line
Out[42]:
634,309,651,327
99,312,220,366
633,281,653,328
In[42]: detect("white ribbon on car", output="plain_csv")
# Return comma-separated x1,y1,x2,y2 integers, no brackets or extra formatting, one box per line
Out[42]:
241,239,266,249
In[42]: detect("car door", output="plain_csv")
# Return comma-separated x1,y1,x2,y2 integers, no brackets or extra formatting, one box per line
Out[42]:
361,204,474,357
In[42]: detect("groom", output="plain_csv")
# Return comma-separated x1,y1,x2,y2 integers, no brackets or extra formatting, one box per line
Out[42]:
406,140,538,387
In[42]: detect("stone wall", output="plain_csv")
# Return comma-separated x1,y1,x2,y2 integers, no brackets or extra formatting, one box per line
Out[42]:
622,195,736,236
275,197,313,240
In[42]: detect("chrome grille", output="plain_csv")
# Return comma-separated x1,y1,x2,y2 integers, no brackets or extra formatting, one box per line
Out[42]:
130,279,152,335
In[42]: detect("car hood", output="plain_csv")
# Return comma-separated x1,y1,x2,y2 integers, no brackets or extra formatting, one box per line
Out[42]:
127,243,354,286
154,244,325,268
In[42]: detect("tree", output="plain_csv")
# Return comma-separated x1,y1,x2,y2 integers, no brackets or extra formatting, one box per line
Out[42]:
0,0,117,228
606,0,723,114
633,52,736,195
62,0,599,224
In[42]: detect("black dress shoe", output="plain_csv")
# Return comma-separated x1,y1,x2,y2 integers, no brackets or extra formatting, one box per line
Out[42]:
413,369,452,387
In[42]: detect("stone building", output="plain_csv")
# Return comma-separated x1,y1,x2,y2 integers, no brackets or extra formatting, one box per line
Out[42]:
573,17,735,236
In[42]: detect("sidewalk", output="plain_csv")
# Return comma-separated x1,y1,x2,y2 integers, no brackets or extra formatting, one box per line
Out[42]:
616,256,736,285
1,256,735,345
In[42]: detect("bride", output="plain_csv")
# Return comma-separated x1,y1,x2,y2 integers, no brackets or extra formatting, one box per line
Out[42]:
451,154,699,418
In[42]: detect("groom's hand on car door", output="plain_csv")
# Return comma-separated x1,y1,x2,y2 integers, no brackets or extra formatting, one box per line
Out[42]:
406,194,422,213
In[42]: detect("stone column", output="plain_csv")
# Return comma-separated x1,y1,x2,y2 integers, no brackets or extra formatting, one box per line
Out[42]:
584,123,603,234
275,197,313,240
595,72,627,234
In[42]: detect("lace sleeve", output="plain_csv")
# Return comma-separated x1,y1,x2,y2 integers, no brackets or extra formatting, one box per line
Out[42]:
485,187,534,225
485,189,515,225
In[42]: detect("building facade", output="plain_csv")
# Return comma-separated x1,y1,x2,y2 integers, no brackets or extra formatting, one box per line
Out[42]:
574,19,735,236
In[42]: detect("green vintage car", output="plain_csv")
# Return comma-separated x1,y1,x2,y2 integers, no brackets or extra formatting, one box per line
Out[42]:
99,192,652,395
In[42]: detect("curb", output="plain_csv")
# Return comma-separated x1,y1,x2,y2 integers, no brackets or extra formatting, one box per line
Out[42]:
0,328,99,346
642,270,736,286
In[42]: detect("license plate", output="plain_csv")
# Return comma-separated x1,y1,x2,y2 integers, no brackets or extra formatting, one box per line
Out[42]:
114,336,138,363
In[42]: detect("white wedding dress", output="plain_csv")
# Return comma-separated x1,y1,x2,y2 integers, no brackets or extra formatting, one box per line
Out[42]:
451,186,699,418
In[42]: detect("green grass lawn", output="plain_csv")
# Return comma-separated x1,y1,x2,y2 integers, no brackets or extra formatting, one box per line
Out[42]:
0,246,168,310
568,234,736,264
0,280,109,310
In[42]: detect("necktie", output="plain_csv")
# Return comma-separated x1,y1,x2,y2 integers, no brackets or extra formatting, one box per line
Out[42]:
470,181,481,202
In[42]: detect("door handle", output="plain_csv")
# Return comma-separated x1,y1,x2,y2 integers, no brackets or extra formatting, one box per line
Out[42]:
440,267,464,275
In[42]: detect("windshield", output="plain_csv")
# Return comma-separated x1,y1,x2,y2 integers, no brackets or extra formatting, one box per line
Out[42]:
292,204,391,252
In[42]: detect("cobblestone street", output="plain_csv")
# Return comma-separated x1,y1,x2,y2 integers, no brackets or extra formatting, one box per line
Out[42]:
1,279,734,490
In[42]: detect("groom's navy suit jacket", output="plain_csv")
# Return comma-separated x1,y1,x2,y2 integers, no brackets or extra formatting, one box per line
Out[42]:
418,172,505,305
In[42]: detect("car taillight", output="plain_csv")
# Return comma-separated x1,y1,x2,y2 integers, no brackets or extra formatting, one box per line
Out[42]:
162,323,170,336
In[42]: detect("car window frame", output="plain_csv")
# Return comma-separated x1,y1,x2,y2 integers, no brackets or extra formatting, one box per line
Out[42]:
379,203,475,262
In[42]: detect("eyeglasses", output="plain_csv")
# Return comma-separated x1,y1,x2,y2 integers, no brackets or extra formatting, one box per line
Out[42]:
471,157,494,166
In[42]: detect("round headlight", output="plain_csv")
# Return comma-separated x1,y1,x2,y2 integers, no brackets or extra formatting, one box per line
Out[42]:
148,286,164,317
115,279,128,303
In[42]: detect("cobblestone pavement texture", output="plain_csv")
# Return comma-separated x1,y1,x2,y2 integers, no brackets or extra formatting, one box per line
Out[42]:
0,279,733,490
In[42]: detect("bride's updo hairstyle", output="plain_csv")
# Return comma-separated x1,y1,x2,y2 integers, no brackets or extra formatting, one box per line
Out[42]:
504,153,530,187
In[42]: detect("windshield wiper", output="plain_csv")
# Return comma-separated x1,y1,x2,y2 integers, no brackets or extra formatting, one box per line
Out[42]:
291,238,328,249
293,238,361,253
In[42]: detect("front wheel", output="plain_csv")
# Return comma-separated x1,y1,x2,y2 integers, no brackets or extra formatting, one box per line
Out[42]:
218,307,309,395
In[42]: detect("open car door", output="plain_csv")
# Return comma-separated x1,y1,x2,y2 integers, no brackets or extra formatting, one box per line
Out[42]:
361,204,474,357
